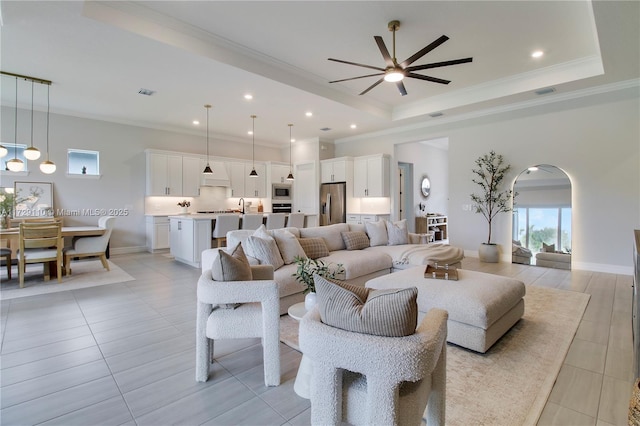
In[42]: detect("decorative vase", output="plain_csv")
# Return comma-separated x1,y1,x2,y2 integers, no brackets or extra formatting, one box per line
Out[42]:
304,292,317,311
180,206,188,214
479,243,499,263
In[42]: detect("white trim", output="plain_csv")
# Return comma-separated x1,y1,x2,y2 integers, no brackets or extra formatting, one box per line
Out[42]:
66,173,102,180
110,246,147,256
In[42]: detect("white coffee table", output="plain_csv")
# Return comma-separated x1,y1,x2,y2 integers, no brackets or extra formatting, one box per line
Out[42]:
288,302,312,399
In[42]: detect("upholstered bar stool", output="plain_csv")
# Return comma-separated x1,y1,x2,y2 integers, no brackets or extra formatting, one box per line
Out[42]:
212,214,239,247
241,214,263,230
265,213,286,230
286,213,305,228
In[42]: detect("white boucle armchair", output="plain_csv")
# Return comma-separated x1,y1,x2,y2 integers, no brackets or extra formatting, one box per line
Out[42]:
299,307,448,426
195,264,281,386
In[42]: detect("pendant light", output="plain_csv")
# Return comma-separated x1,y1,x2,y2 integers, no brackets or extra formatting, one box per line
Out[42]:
24,81,41,160
7,77,24,172
39,84,56,174
286,123,294,181
249,115,258,177
202,104,213,174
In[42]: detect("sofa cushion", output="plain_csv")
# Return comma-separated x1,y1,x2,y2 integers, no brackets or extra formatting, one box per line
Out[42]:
341,231,370,250
211,243,252,282
320,250,392,280
244,225,285,270
299,237,330,259
300,223,349,251
386,219,408,245
365,221,388,247
273,230,306,264
314,275,418,337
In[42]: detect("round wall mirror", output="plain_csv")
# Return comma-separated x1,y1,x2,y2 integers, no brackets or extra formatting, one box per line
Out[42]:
420,176,431,198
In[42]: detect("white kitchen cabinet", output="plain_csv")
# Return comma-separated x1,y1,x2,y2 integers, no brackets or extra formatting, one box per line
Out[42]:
321,157,352,183
245,163,266,198
229,162,246,197
270,163,291,184
146,216,170,252
182,156,202,197
169,217,211,268
146,152,183,196
346,213,390,225
353,154,390,197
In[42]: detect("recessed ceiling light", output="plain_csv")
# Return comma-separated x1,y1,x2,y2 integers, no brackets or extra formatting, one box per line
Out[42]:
531,50,544,58
247,131,253,135
305,112,313,117
244,94,253,100
192,120,199,125
350,124,357,129
291,138,296,143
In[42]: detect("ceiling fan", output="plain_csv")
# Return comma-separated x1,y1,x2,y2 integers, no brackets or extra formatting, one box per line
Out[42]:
328,20,473,96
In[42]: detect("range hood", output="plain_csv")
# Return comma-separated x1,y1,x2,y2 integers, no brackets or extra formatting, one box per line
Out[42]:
200,161,230,187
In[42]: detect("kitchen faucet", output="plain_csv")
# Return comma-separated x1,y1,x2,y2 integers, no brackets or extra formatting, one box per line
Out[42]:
238,198,245,214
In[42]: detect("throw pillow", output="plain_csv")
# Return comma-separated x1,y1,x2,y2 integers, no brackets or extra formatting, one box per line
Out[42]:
244,227,285,270
298,237,330,259
314,275,418,337
341,231,370,250
273,230,307,264
542,242,555,253
364,220,388,247
386,219,408,245
211,243,252,282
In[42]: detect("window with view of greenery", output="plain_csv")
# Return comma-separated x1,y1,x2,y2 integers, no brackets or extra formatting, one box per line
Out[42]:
513,207,572,254
68,149,99,175
1,144,28,171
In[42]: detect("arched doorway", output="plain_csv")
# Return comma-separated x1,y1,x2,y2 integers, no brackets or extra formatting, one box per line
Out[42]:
512,165,572,269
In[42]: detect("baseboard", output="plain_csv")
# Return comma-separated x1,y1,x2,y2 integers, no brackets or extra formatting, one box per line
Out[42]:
110,246,147,255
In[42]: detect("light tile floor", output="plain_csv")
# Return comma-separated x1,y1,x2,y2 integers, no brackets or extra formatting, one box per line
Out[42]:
0,253,633,425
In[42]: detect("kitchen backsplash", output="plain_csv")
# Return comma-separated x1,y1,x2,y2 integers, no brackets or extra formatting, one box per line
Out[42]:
145,187,270,214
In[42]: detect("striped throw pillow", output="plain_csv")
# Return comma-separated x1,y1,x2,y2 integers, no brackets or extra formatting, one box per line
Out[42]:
314,275,418,337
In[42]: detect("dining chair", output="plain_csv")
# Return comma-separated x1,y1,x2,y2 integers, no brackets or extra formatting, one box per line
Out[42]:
285,212,305,229
241,214,264,230
64,216,115,275
265,213,286,230
17,221,64,288
212,214,240,247
1,247,12,280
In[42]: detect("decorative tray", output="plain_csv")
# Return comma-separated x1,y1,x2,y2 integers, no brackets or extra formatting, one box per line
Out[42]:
424,265,458,281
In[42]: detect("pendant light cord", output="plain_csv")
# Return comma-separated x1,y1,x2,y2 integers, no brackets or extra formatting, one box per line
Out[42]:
46,84,50,161
251,115,256,168
30,81,34,149
206,106,210,161
289,124,293,172
13,77,18,161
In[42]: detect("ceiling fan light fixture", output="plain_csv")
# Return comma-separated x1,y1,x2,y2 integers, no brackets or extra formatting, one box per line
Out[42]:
384,69,404,82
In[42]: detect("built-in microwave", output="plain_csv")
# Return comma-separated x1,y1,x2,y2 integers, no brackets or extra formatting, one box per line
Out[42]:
272,184,292,200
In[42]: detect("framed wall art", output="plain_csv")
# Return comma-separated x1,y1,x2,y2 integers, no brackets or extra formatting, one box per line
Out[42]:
13,181,54,218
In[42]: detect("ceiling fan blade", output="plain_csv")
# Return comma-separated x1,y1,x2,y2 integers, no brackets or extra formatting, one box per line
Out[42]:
406,72,451,85
328,58,385,72
400,35,449,68
405,57,473,72
374,36,395,67
396,81,407,96
359,77,385,95
329,73,384,83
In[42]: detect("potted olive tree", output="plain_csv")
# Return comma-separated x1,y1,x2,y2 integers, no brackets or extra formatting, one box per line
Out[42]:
470,150,516,262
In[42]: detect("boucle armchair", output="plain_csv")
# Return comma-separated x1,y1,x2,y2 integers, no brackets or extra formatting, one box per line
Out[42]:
195,263,280,386
299,307,448,426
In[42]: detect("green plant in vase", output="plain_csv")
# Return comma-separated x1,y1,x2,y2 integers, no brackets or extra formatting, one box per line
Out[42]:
293,256,345,310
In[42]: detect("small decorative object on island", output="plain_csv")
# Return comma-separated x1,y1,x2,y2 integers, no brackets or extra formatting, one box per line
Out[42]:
470,150,516,263
177,200,190,214
292,256,345,310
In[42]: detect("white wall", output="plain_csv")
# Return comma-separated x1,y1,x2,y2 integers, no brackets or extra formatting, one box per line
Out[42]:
0,109,283,252
335,88,640,274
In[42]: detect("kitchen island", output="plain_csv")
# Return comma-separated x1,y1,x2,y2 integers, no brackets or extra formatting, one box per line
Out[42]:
167,212,318,267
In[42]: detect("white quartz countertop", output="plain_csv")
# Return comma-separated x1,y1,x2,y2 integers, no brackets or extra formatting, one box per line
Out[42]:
167,212,316,220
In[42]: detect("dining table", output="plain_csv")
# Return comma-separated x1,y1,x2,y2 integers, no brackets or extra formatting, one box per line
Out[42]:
0,226,106,260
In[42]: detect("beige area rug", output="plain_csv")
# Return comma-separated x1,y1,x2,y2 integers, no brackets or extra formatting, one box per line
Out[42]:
279,285,590,426
0,260,135,300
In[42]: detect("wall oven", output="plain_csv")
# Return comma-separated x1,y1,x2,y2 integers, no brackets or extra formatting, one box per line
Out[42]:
272,184,292,201
272,203,292,214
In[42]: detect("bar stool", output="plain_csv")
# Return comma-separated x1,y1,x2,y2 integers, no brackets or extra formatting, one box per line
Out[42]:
286,213,305,229
265,213,286,230
1,247,12,280
212,214,240,248
241,214,264,230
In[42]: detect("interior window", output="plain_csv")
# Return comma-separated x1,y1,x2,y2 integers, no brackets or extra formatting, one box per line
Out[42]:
1,144,28,171
68,149,99,175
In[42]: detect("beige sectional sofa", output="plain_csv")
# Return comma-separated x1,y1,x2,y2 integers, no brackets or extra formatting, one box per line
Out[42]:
201,223,464,314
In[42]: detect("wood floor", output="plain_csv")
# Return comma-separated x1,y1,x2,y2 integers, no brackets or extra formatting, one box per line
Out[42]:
0,252,633,425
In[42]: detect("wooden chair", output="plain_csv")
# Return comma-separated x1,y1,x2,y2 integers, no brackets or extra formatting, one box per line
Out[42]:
0,247,11,280
64,216,115,275
17,221,63,288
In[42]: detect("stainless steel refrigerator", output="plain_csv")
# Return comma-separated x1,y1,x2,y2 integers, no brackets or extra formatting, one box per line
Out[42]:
320,182,346,225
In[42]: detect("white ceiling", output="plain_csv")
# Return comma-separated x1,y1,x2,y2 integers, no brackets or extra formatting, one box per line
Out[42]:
1,1,638,148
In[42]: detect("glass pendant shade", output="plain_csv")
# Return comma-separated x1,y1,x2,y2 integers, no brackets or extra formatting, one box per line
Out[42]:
7,158,24,172
40,160,56,174
24,146,41,160
0,145,7,158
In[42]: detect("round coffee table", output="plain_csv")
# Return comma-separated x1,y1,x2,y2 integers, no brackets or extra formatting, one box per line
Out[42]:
288,302,311,399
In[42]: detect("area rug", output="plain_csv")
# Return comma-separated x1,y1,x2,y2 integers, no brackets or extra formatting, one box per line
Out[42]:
279,284,590,426
0,260,135,300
